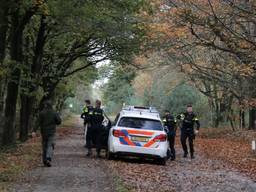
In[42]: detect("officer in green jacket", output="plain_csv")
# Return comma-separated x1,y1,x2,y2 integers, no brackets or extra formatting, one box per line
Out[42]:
32,100,61,167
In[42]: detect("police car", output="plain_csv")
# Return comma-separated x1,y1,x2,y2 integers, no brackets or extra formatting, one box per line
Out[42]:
107,106,169,165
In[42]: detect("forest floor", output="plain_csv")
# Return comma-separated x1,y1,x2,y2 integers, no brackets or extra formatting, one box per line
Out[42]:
1,116,256,192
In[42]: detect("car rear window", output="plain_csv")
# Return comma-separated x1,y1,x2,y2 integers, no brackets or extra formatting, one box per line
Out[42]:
118,117,163,131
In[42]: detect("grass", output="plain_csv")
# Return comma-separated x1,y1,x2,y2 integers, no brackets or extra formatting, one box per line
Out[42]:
61,114,79,128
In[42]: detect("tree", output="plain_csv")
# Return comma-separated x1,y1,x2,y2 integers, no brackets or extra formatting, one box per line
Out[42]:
2,0,46,145
0,0,148,146
103,66,136,114
141,0,256,129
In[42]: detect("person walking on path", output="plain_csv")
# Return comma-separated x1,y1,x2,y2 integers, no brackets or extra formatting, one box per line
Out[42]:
32,100,61,167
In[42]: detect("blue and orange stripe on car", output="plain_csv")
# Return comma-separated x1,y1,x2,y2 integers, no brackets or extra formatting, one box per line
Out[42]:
118,129,159,148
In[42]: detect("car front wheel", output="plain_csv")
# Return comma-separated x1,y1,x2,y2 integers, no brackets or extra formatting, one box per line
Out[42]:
156,157,166,166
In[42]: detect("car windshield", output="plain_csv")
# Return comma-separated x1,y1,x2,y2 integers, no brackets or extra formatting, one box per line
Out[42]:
118,117,163,131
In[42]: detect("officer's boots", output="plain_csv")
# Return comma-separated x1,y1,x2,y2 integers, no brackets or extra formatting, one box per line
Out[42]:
45,158,52,167
97,149,101,158
190,153,195,159
86,149,92,157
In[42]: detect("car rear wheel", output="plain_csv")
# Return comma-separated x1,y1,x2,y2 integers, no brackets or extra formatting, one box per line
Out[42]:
106,150,115,160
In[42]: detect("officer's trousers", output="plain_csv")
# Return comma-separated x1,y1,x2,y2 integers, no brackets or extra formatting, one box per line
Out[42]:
86,127,102,154
180,131,195,155
84,123,88,143
93,127,102,154
42,134,55,163
168,134,176,159
86,127,94,150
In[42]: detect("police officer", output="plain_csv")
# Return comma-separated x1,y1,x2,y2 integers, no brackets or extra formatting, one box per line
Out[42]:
32,100,61,167
83,102,95,157
91,100,104,158
163,110,177,161
177,104,200,159
81,99,93,146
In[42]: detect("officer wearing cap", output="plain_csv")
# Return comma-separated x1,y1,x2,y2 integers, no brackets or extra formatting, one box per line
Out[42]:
162,110,177,161
177,104,200,159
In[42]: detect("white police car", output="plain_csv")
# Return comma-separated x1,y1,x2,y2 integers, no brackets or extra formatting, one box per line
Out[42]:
107,106,169,165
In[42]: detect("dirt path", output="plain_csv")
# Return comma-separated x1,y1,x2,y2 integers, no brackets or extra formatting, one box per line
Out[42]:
9,117,115,192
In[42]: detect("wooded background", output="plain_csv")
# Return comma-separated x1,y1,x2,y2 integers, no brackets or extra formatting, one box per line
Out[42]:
103,0,256,130
0,0,256,147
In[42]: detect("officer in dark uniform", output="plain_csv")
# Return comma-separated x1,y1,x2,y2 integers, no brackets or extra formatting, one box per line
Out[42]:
81,99,93,147
32,100,61,167
177,104,200,159
163,110,177,161
91,100,104,158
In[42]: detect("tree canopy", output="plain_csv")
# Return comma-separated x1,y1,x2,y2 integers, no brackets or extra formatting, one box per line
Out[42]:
0,0,148,146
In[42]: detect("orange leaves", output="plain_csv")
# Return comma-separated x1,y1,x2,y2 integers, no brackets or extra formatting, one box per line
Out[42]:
198,130,256,181
241,99,256,108
34,0,45,6
133,55,149,67
105,131,256,192
148,23,171,38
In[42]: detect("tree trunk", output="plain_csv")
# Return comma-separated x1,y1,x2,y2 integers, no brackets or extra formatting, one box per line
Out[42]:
0,2,9,145
20,16,46,141
249,108,256,130
213,99,220,128
2,5,37,145
2,10,23,145
239,110,245,129
19,16,47,142
228,109,236,131
19,95,34,141
241,110,245,129
0,1,8,65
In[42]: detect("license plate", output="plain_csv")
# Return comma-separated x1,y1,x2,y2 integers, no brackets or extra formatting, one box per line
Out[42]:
131,136,149,142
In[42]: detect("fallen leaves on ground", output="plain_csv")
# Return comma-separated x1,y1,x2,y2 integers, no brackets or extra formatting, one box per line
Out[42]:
197,128,256,180
196,138,256,180
0,139,41,183
104,129,256,192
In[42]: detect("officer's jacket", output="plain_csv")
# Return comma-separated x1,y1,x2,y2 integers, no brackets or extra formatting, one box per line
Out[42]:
177,112,200,132
81,105,94,124
162,114,177,134
91,107,104,128
37,108,62,136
